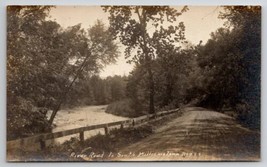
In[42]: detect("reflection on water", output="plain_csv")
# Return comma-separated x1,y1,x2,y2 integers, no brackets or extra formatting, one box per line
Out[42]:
47,105,128,144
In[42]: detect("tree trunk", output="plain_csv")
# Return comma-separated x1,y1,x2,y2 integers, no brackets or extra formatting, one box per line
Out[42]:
148,66,155,114
137,7,156,115
48,50,91,125
163,72,173,106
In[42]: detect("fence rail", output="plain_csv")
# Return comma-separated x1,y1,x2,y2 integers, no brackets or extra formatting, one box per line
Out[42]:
7,108,180,151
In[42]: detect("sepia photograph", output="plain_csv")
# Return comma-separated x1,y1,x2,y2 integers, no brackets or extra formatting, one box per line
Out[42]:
6,5,261,161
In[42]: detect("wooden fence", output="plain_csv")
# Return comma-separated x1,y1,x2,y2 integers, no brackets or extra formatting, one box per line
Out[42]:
7,108,180,151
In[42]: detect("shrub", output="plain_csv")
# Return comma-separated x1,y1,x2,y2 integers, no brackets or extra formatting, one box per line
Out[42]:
235,101,260,130
7,97,51,140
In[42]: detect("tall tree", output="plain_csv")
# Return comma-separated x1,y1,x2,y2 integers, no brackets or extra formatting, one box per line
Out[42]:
103,6,188,114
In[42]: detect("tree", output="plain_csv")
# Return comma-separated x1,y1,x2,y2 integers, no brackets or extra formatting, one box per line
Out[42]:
103,6,188,114
154,46,197,108
220,6,261,129
7,6,54,139
196,28,242,109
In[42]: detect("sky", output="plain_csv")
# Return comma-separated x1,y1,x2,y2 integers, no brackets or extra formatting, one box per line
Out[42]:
49,6,225,78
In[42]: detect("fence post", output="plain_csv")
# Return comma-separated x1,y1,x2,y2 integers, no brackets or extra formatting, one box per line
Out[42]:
104,126,109,135
120,123,124,130
79,131,84,142
132,119,135,127
39,139,46,150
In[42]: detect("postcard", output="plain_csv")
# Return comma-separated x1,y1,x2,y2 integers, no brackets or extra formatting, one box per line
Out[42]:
6,5,261,161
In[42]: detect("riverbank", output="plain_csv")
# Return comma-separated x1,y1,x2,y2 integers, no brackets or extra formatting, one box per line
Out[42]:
46,105,128,144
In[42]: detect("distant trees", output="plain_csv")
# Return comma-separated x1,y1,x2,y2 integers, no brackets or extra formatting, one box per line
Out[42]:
7,6,119,139
64,75,127,107
103,6,188,114
107,75,127,101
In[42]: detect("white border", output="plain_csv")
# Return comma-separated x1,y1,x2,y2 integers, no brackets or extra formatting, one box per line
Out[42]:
0,0,266,167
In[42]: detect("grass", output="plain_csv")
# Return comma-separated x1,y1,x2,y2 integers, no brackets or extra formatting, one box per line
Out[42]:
7,126,153,161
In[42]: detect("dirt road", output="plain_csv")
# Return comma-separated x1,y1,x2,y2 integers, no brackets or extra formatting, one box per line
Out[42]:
115,107,260,161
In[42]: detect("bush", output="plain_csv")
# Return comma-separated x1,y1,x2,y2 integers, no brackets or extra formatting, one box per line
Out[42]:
235,101,260,130
7,97,51,140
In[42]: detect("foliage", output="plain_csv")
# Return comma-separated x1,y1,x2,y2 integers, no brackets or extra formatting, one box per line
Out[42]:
194,6,261,129
7,6,119,139
7,6,54,139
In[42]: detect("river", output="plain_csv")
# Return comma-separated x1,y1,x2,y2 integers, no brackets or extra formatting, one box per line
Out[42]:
47,105,128,144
